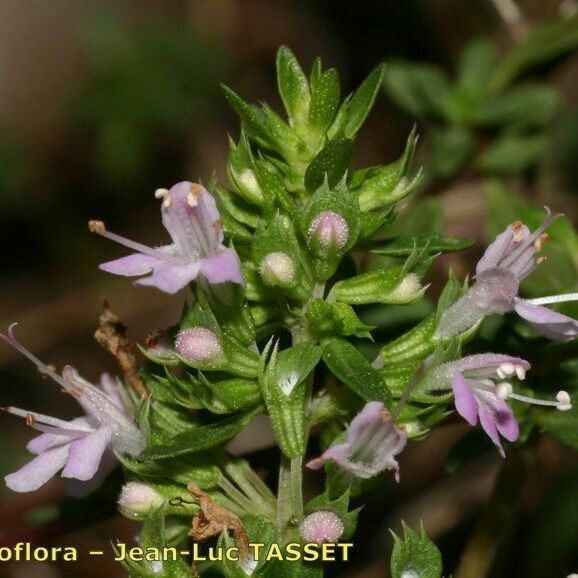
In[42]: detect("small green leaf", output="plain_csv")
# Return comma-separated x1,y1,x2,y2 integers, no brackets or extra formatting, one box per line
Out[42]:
141,408,260,460
456,39,499,95
222,85,276,149
304,138,353,191
430,125,475,178
491,16,578,90
390,522,443,578
372,234,473,256
323,338,391,403
477,133,548,175
276,46,311,125
343,63,385,137
383,62,451,118
308,68,340,136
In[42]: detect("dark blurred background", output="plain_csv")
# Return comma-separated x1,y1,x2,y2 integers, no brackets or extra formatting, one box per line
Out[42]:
1,1,578,576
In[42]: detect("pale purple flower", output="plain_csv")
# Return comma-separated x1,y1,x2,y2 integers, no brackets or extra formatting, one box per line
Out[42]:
306,401,407,481
90,181,243,294
437,208,578,342
1,324,145,493
419,353,571,456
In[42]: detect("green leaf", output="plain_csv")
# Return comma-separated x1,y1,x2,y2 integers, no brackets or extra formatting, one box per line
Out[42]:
323,338,391,404
371,234,473,256
306,300,374,340
456,39,499,95
343,63,385,137
304,138,353,192
354,128,422,212
492,16,578,91
308,68,340,136
276,46,311,125
477,85,561,128
259,342,323,457
477,133,549,175
390,522,443,578
383,62,451,118
430,125,475,178
141,408,260,460
222,85,276,149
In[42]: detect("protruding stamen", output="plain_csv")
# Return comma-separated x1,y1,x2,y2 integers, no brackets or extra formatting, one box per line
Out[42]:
556,390,572,411
187,192,198,207
162,193,172,208
512,220,524,241
528,293,578,306
88,220,106,234
154,188,169,199
88,220,167,260
515,365,526,380
507,389,571,410
496,382,513,400
3,406,93,432
501,207,561,270
497,362,515,379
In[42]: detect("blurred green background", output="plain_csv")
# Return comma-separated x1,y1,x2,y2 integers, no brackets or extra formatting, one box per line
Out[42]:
0,1,578,577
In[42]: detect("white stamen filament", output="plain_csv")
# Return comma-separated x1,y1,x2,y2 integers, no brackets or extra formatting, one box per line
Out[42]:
154,188,169,199
3,407,92,431
528,293,578,306
92,225,168,261
504,389,572,411
162,194,172,208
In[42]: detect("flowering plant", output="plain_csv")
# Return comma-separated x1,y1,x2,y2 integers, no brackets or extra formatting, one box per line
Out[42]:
3,45,578,578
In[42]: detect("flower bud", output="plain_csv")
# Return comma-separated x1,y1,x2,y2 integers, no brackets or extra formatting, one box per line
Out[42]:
308,211,349,252
300,510,344,545
118,482,164,518
175,327,223,362
259,252,295,287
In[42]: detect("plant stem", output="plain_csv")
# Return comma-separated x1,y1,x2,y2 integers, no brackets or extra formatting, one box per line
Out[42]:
276,455,304,542
454,448,533,578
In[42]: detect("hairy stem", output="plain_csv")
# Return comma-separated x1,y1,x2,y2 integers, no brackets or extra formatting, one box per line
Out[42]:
276,455,304,542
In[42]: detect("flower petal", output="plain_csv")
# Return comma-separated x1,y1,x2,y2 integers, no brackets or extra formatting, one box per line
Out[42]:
514,298,578,342
5,444,70,492
452,372,479,426
135,261,200,294
99,253,163,277
162,182,222,256
476,225,517,275
478,404,505,457
200,248,244,285
61,425,113,481
492,399,519,442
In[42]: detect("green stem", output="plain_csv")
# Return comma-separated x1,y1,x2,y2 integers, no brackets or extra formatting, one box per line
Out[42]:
276,455,304,543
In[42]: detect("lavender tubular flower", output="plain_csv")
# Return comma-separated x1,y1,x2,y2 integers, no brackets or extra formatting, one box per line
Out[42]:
1,324,145,493
306,401,407,482
436,208,578,342
419,353,571,456
90,181,243,294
